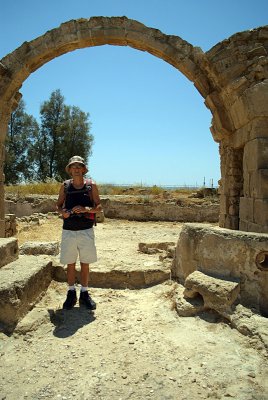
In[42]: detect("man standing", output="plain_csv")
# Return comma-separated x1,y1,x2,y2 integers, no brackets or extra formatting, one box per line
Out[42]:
57,155,102,310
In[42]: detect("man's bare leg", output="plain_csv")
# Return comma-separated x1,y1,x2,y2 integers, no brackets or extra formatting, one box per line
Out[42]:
80,262,89,287
63,263,77,309
67,263,76,286
79,262,96,310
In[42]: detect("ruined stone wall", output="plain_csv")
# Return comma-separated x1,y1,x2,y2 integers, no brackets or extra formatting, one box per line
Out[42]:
5,214,16,237
218,144,243,230
5,196,57,217
4,196,219,223
101,199,219,223
172,223,268,316
204,27,268,232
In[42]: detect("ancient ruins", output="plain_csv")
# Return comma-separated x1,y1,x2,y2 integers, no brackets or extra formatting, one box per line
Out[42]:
0,17,268,234
0,17,268,336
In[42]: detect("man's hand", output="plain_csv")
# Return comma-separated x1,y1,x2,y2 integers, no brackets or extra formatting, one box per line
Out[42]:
72,205,90,214
62,209,72,218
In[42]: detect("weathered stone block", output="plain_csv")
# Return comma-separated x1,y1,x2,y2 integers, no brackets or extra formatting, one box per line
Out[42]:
0,220,5,238
239,220,248,231
251,168,268,198
247,221,268,234
172,223,268,314
178,58,197,81
247,45,267,58
229,188,242,197
254,199,268,226
218,213,226,228
138,241,175,253
4,213,17,237
102,28,128,46
52,263,170,290
230,81,268,129
221,175,242,190
194,72,210,97
244,138,268,172
19,241,59,256
102,200,219,222
228,204,239,216
231,124,249,149
239,197,254,223
0,255,53,332
249,118,268,141
243,171,250,197
219,195,228,215
0,237,19,268
184,270,240,315
224,215,239,230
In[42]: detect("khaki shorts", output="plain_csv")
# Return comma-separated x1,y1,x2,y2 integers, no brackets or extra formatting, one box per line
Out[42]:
60,228,97,265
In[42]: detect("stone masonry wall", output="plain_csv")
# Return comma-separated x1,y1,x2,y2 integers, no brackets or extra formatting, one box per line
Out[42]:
5,214,16,237
4,196,219,223
204,27,268,233
172,223,268,316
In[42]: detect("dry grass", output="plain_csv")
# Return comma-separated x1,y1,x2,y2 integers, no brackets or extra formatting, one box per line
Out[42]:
5,181,195,197
5,181,61,196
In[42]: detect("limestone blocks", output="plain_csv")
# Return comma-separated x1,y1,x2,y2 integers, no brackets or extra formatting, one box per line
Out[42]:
19,241,60,256
0,237,18,268
240,135,268,233
183,270,240,317
172,223,268,316
230,80,268,130
5,213,16,237
0,255,53,332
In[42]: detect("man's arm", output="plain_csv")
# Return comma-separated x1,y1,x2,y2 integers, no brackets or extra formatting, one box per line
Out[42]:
56,184,70,218
91,182,102,213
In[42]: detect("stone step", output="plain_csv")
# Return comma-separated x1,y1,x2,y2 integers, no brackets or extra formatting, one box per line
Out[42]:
53,264,170,290
0,252,171,333
0,255,53,333
0,238,19,269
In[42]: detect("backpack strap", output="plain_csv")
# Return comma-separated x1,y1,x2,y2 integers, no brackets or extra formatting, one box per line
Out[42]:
63,179,71,194
63,179,71,208
84,178,97,226
84,178,92,193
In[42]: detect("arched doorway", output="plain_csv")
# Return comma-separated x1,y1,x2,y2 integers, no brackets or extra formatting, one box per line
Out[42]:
0,17,268,235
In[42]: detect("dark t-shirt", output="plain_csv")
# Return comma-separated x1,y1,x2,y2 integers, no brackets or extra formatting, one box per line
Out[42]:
63,182,95,231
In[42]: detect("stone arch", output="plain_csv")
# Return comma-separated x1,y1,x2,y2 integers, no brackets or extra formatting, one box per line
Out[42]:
0,17,268,235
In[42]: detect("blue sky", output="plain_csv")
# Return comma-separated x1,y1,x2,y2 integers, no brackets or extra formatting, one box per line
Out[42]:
0,1,267,186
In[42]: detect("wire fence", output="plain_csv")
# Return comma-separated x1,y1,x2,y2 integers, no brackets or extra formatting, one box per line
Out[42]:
98,183,218,190
98,177,217,190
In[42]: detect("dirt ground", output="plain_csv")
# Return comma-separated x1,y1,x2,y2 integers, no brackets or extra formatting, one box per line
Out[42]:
0,217,268,400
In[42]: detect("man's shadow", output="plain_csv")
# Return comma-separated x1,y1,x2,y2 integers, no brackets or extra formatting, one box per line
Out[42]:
48,307,96,338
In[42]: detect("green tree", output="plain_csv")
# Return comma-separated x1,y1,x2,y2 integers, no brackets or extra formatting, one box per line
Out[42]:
4,100,39,184
56,105,93,178
35,89,93,180
5,90,94,183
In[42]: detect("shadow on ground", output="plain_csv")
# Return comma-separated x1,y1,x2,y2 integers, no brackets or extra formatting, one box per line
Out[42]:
48,307,96,338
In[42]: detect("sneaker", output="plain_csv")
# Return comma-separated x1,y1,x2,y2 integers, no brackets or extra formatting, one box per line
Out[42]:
63,290,77,310
79,291,96,310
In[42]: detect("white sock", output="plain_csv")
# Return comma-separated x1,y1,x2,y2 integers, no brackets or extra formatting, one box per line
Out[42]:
68,285,75,291
81,286,88,292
